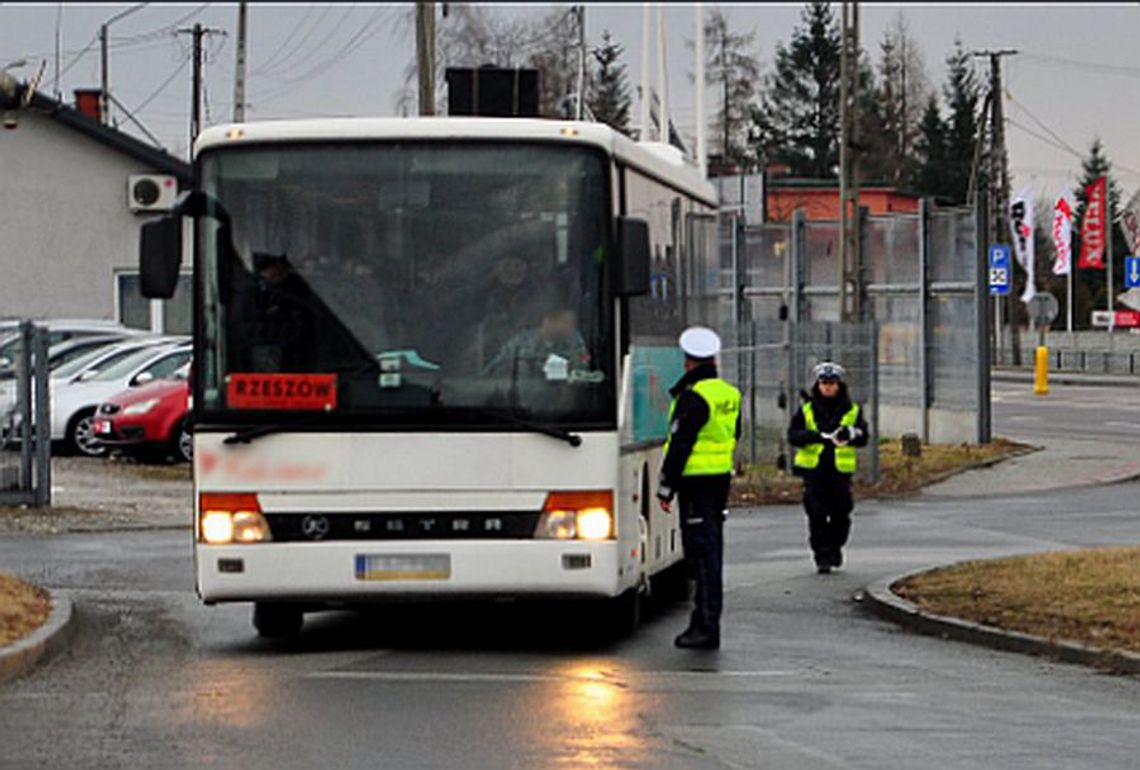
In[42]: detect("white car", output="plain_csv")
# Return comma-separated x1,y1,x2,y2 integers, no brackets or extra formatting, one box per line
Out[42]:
0,319,148,370
51,342,193,455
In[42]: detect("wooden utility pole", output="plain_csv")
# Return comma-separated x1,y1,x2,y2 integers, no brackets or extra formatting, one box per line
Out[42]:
233,0,248,122
839,0,862,323
178,24,225,150
415,1,436,116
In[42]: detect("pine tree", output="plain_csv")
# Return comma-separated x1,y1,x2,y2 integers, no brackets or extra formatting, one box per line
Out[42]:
753,0,842,178
911,95,948,197
940,40,981,204
696,9,760,169
589,30,631,134
1071,138,1124,329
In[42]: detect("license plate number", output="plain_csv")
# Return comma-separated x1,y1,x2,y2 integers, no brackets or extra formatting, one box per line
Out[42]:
94,419,112,435
355,554,450,581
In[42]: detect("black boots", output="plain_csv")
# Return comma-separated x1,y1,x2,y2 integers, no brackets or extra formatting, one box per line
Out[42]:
674,627,720,649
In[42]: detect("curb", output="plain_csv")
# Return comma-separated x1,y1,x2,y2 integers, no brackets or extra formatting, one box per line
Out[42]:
862,569,1140,676
992,369,1140,388
0,588,76,685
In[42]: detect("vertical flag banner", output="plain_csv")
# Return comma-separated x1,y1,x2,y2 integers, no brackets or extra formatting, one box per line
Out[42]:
1121,187,1140,258
1009,186,1036,302
1052,189,1073,276
1079,176,1107,270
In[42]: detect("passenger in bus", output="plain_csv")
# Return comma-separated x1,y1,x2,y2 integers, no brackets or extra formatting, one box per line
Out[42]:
656,327,742,650
786,361,870,574
482,301,589,379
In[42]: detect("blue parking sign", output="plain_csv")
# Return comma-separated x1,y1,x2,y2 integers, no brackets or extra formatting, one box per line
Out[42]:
1126,256,1140,289
988,244,1011,296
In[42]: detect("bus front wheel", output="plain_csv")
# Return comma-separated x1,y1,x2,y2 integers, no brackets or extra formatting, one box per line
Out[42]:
252,602,304,638
604,588,642,639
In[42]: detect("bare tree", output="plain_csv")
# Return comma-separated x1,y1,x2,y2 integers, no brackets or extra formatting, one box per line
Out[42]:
692,9,760,169
875,12,930,184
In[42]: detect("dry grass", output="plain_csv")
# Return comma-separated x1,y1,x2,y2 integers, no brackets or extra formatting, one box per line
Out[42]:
730,437,1031,506
895,546,1140,654
0,571,50,647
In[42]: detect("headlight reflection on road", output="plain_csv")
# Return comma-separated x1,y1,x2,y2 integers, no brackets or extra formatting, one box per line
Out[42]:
547,663,643,768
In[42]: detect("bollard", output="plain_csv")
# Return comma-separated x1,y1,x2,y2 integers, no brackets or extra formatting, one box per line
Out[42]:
1034,345,1049,395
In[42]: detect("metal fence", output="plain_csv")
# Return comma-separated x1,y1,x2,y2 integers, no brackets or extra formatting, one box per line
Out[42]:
0,322,52,506
688,197,987,475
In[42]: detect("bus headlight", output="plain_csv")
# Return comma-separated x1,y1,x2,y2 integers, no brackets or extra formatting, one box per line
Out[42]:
535,491,614,540
199,493,272,544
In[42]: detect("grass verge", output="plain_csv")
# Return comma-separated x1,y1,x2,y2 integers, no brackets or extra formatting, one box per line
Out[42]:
893,546,1140,655
730,437,1031,506
0,571,50,647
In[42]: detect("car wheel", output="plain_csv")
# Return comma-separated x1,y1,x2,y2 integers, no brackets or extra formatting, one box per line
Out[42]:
253,603,304,638
68,411,106,457
174,418,193,463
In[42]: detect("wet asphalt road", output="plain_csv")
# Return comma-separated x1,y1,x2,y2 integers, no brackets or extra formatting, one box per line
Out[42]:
2,477,1139,769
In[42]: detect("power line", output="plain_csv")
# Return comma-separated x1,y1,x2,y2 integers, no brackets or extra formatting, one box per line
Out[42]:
130,50,192,115
1004,90,1083,160
253,5,317,73
1021,51,1140,79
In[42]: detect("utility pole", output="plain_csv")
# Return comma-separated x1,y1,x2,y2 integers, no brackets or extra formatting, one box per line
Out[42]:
839,0,862,323
233,0,248,122
100,3,148,126
415,1,436,116
973,49,1017,363
695,2,706,176
178,23,225,151
575,5,585,120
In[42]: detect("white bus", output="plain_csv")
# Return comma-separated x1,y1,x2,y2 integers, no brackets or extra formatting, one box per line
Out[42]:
139,118,718,637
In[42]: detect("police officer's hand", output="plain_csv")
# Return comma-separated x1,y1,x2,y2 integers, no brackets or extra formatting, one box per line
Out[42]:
833,426,851,444
659,498,672,513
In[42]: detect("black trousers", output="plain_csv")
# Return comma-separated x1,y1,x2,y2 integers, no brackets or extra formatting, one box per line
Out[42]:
802,472,854,563
678,475,730,636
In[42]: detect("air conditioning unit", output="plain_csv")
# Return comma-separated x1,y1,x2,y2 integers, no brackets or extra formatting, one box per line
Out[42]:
127,173,178,213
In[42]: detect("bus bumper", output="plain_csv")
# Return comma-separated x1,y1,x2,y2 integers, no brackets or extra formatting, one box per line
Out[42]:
196,540,627,604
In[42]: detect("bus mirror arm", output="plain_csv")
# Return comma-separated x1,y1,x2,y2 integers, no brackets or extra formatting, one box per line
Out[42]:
615,217,651,297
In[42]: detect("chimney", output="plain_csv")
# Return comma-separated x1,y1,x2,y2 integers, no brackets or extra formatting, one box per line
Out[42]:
73,89,102,122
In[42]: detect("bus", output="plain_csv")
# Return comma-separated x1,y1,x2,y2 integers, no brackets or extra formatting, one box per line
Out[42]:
138,117,718,638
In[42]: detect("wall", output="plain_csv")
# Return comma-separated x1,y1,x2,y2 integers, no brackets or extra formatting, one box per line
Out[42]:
766,186,921,223
0,110,164,323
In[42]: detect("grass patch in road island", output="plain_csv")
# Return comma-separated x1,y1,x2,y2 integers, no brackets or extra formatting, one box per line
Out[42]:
0,571,50,647
893,546,1140,655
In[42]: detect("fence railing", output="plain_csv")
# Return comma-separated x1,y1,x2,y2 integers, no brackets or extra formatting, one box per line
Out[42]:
0,322,52,506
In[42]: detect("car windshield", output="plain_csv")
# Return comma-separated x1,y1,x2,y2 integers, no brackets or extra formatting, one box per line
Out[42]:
53,343,149,380
198,141,614,428
92,346,181,383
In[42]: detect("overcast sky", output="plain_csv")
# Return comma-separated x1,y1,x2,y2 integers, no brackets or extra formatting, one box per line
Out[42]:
4,2,1139,200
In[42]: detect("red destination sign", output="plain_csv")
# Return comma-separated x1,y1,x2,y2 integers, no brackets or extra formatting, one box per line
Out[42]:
226,373,338,410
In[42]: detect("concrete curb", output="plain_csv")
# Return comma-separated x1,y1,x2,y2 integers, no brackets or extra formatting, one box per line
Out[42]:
992,369,1140,388
862,569,1140,676
0,588,76,685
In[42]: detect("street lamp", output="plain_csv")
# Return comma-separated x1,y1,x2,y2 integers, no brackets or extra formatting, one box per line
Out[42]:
100,3,149,125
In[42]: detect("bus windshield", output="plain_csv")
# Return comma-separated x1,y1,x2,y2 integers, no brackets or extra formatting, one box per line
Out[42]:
198,141,614,428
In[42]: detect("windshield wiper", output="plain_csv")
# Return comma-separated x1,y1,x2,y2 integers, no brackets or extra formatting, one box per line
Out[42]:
223,413,327,445
462,406,582,447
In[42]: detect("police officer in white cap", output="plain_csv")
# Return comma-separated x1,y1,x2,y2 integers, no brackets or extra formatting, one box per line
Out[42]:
656,326,742,649
787,361,870,573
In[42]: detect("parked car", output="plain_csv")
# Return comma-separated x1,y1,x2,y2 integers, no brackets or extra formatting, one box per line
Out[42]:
50,341,193,455
0,319,147,370
93,364,191,462
0,334,139,415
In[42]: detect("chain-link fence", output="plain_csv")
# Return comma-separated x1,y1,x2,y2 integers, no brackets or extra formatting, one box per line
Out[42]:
0,322,52,506
688,197,987,477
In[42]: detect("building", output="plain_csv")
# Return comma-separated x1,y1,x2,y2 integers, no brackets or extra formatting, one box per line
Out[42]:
0,86,191,332
764,177,922,223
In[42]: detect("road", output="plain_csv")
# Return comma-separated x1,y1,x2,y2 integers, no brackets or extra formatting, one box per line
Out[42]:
993,379,1140,442
2,475,1139,768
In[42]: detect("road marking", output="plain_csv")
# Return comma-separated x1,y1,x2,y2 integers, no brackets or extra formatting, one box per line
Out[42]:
1005,415,1043,421
1104,421,1140,431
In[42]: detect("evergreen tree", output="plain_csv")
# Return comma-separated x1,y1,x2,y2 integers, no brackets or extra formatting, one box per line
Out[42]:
588,30,631,135
1071,138,1124,329
940,40,981,204
911,95,949,197
752,0,842,178
695,9,760,169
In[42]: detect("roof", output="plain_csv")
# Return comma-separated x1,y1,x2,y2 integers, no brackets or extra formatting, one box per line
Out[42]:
769,177,919,195
16,90,191,182
195,117,718,207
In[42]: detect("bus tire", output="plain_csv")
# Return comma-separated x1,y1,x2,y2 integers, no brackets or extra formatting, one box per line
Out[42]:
604,588,642,639
651,560,690,605
252,602,304,638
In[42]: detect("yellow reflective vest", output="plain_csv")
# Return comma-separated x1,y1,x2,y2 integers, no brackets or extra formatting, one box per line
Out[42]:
793,402,861,474
664,378,742,476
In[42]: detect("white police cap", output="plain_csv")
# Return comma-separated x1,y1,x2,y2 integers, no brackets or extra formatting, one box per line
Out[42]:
812,361,846,381
679,326,721,359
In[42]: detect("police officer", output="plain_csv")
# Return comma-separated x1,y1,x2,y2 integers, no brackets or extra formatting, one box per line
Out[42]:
787,361,870,574
656,326,742,650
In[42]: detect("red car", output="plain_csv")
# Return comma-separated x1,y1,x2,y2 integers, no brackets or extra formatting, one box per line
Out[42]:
93,371,191,462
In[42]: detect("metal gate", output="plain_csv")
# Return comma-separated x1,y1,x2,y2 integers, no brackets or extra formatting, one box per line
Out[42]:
0,322,52,506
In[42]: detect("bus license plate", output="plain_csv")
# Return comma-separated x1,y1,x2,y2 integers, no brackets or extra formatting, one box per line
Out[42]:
355,554,450,581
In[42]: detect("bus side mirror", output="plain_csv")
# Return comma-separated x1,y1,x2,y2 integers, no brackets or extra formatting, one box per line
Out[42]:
140,216,183,299
615,217,650,297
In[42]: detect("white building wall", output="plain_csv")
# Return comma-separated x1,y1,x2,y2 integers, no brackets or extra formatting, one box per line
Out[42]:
0,110,171,324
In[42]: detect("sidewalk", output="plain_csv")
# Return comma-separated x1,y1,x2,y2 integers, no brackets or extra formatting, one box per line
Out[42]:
922,435,1140,499
992,367,1140,388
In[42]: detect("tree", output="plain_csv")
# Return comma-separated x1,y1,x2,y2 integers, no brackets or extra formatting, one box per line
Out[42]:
940,40,981,204
1071,138,1125,329
911,95,949,198
753,0,842,178
874,13,930,186
695,9,760,169
588,30,631,135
